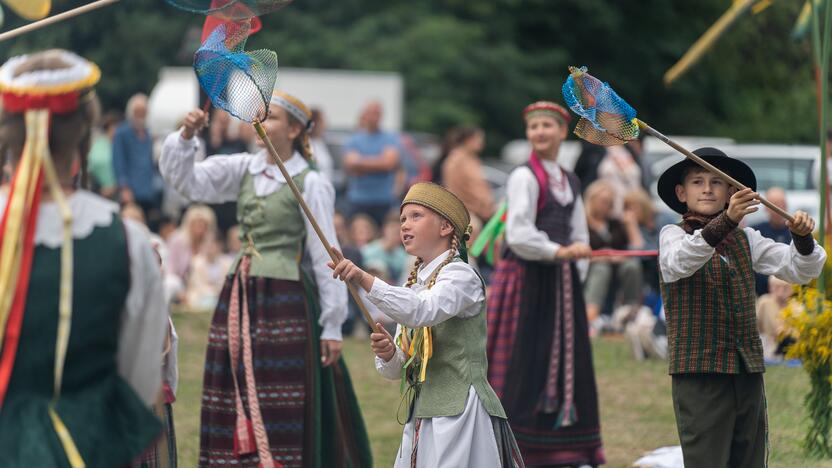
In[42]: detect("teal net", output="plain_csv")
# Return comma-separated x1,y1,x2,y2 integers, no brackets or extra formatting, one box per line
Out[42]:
166,0,291,20
193,23,277,123
561,66,640,146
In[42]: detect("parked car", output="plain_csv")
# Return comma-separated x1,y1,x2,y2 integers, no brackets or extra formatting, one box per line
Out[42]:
649,144,821,226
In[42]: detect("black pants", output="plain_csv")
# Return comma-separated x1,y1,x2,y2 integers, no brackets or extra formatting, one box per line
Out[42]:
672,373,767,468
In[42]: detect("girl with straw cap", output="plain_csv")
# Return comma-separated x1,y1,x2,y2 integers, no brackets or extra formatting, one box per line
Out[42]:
329,182,524,467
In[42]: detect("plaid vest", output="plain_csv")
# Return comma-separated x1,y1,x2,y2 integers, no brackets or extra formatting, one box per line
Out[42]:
660,227,764,374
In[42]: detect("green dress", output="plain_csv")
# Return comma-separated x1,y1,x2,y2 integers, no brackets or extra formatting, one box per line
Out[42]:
0,212,161,467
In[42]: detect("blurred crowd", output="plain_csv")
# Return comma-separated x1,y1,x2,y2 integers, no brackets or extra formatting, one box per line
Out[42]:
4,92,799,363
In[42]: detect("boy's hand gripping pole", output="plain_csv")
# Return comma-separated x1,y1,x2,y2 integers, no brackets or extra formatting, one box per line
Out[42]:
636,120,794,223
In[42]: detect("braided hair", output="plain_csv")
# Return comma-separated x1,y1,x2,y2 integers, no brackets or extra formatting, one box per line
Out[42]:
404,257,424,288
287,113,314,163
405,232,461,290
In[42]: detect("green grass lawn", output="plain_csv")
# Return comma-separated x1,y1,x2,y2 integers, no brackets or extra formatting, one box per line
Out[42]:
172,311,832,467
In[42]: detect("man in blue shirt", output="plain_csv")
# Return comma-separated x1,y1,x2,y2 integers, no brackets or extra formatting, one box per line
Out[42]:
343,101,400,226
112,93,162,231
751,187,792,296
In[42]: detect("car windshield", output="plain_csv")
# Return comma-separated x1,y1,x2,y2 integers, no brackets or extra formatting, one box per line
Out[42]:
739,158,815,191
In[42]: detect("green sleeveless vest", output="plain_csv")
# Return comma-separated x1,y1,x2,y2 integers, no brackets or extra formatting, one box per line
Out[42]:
232,168,310,280
0,215,160,467
414,262,506,419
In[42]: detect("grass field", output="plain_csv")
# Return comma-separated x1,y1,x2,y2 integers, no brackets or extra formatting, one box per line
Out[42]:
172,311,832,467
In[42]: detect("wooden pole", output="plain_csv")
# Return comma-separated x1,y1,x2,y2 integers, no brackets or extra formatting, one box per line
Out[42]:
636,119,794,223
0,0,120,43
816,0,832,300
252,121,380,334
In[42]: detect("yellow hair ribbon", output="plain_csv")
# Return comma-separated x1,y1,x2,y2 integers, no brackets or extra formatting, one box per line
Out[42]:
34,109,83,467
48,407,85,468
419,327,432,382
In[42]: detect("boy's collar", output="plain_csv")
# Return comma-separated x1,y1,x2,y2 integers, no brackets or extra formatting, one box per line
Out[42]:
681,210,722,228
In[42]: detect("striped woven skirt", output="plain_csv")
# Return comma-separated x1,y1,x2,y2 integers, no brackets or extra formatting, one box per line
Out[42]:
487,257,605,467
132,399,177,468
198,270,372,468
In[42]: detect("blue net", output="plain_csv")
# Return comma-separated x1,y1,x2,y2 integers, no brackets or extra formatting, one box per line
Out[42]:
562,66,640,146
194,23,277,123
165,0,292,19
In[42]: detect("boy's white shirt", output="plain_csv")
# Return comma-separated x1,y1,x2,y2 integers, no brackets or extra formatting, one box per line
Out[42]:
159,130,347,340
659,223,826,284
368,251,504,468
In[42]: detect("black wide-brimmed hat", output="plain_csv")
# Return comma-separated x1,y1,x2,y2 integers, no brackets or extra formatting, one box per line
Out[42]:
657,147,757,214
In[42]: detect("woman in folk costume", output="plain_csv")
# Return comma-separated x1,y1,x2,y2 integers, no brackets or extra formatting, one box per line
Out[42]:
486,102,606,466
329,182,524,468
0,50,167,466
160,91,372,468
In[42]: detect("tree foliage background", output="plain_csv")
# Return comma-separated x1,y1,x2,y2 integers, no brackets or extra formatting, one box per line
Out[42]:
0,0,819,151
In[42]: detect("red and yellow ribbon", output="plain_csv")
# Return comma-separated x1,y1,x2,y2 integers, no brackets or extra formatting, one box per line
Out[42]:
0,109,82,467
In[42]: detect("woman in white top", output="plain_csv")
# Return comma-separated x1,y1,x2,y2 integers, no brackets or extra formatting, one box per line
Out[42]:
159,91,371,468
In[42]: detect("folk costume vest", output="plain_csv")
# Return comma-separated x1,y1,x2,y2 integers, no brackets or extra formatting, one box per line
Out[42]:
411,260,505,419
0,217,160,466
233,168,310,280
660,224,763,374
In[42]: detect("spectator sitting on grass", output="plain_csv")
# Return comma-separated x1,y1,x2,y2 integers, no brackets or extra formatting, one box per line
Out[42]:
757,275,793,361
166,204,216,284
186,231,232,312
583,180,643,331
622,188,677,295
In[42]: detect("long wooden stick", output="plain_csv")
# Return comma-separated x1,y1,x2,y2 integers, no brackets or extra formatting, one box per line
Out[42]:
0,0,120,43
252,121,381,334
636,119,794,223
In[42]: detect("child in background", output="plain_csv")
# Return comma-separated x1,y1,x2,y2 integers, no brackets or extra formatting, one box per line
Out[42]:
362,211,409,285
186,231,232,312
350,213,378,249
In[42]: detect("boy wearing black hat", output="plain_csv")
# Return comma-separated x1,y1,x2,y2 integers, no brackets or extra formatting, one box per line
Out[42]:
657,147,826,467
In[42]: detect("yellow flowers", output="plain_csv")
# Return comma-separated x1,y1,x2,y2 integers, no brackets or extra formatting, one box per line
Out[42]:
782,285,832,372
